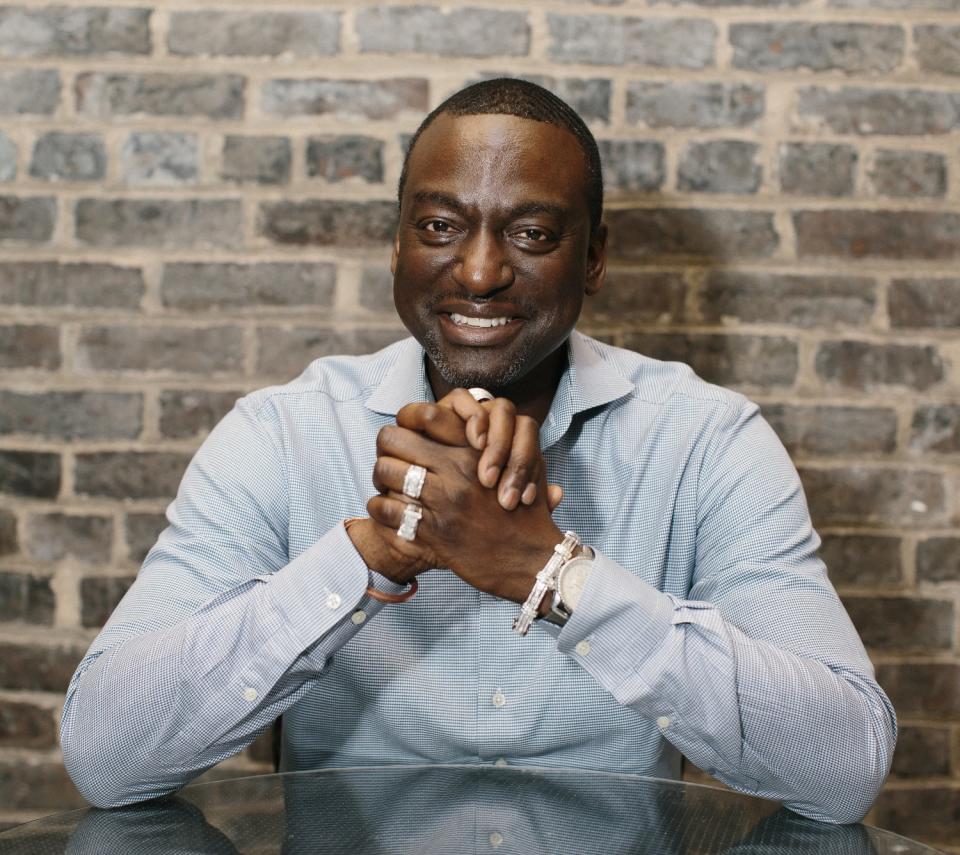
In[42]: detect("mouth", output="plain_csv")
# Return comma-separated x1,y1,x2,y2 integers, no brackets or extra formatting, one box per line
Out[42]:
437,309,524,347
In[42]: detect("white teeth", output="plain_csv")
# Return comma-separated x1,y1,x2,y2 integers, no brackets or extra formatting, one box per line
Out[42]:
450,313,511,328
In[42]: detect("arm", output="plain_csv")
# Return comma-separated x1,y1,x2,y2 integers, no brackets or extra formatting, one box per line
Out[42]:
551,402,895,823
60,397,399,808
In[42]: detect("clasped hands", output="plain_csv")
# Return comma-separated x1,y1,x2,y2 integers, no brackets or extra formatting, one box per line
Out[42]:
347,389,566,605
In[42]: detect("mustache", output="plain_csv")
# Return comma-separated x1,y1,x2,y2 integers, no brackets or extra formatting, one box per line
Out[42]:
423,292,538,315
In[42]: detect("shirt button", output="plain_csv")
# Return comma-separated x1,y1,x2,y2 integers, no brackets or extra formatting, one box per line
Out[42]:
657,715,671,730
325,593,342,610
491,690,507,709
494,758,508,767
574,639,591,656
351,610,367,625
243,687,258,702
489,832,504,847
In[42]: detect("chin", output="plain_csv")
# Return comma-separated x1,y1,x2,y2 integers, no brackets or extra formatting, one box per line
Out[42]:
426,339,532,391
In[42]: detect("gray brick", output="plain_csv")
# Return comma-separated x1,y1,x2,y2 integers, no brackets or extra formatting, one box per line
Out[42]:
598,140,664,193
910,405,960,453
627,82,764,129
801,466,945,527
222,136,290,185
0,451,60,498
0,390,142,439
654,0,807,4
0,699,56,749
0,324,59,369
815,340,944,391
168,11,339,57
700,272,875,327
162,262,335,310
76,72,245,119
0,640,85,692
819,534,902,587
80,576,135,627
0,261,144,309
75,451,190,499
256,327,406,379
0,131,15,180
731,23,904,73
25,513,112,564
29,131,105,181
122,132,197,185
258,200,396,247
0,509,16,556
159,389,241,439
0,196,55,243
796,87,960,135
890,726,951,778
869,150,946,199
125,512,166,563
358,7,528,58
475,74,611,123
843,595,953,651
917,538,960,583
795,210,960,260
0,758,85,811
360,268,394,313
833,0,960,7
623,333,798,387
76,325,244,374
779,143,857,197
76,199,243,249
307,136,383,183
915,25,960,75
0,69,59,114
677,140,760,194
583,271,686,323
890,278,960,329
762,404,897,455
0,7,150,58
0,571,53,623
606,208,778,261
548,15,714,68
262,78,427,120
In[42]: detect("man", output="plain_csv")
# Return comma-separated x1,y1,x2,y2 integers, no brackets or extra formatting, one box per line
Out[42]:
61,79,895,822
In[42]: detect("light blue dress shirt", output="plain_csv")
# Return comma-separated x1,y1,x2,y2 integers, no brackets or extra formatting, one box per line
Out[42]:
61,332,896,822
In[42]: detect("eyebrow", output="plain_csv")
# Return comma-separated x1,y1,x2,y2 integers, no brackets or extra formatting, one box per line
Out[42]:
411,190,567,222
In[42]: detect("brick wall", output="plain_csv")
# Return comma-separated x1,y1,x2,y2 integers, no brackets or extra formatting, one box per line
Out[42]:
0,1,958,849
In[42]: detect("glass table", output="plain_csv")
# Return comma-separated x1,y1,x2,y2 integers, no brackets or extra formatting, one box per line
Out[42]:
0,765,944,854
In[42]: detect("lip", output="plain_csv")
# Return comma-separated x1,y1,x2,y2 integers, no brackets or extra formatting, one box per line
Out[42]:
438,312,525,347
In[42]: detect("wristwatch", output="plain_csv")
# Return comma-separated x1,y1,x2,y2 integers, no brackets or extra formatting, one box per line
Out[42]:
541,553,593,627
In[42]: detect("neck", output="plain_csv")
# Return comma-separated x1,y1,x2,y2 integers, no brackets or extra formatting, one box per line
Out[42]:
426,346,567,426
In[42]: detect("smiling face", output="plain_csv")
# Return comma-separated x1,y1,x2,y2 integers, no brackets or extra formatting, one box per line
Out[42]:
392,112,606,403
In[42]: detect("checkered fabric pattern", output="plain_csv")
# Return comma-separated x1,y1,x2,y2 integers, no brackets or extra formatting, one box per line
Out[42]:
61,332,895,822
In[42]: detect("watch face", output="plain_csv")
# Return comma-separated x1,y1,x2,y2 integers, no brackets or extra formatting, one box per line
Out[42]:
559,558,592,611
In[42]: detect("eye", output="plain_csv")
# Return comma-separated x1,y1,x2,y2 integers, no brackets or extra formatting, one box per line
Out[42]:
519,227,548,241
423,219,453,233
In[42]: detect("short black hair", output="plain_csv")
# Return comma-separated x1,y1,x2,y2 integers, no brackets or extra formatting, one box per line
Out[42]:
398,77,604,234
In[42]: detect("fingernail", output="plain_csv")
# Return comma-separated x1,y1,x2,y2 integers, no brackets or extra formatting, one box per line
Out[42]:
476,432,487,449
483,465,499,486
500,487,519,509
521,483,537,505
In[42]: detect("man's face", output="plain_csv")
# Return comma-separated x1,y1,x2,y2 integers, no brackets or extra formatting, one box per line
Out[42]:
392,112,606,393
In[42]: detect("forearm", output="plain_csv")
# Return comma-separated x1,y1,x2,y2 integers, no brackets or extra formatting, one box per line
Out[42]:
551,553,896,823
61,527,386,808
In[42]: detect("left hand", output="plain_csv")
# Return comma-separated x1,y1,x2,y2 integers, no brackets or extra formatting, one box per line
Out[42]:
368,424,564,603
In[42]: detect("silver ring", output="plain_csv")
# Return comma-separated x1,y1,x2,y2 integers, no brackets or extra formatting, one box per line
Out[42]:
396,503,422,542
402,464,427,500
468,387,494,403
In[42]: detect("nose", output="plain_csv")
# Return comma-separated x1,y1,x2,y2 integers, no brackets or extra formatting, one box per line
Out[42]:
453,230,514,296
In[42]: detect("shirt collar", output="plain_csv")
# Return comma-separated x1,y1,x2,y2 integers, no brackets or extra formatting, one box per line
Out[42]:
364,331,634,432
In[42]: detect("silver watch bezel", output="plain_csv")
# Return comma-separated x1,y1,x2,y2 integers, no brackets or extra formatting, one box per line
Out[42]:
541,555,593,627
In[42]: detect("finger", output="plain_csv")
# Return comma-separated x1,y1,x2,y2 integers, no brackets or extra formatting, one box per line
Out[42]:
435,388,490,450
547,484,563,512
396,402,469,448
372,455,433,503
477,398,517,488
497,417,541,510
367,493,430,544
376,424,447,469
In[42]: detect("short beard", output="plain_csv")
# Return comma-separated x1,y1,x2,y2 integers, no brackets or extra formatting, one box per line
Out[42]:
419,325,536,391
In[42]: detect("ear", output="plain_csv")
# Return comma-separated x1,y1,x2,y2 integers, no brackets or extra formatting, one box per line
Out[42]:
584,223,607,297
390,231,400,276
